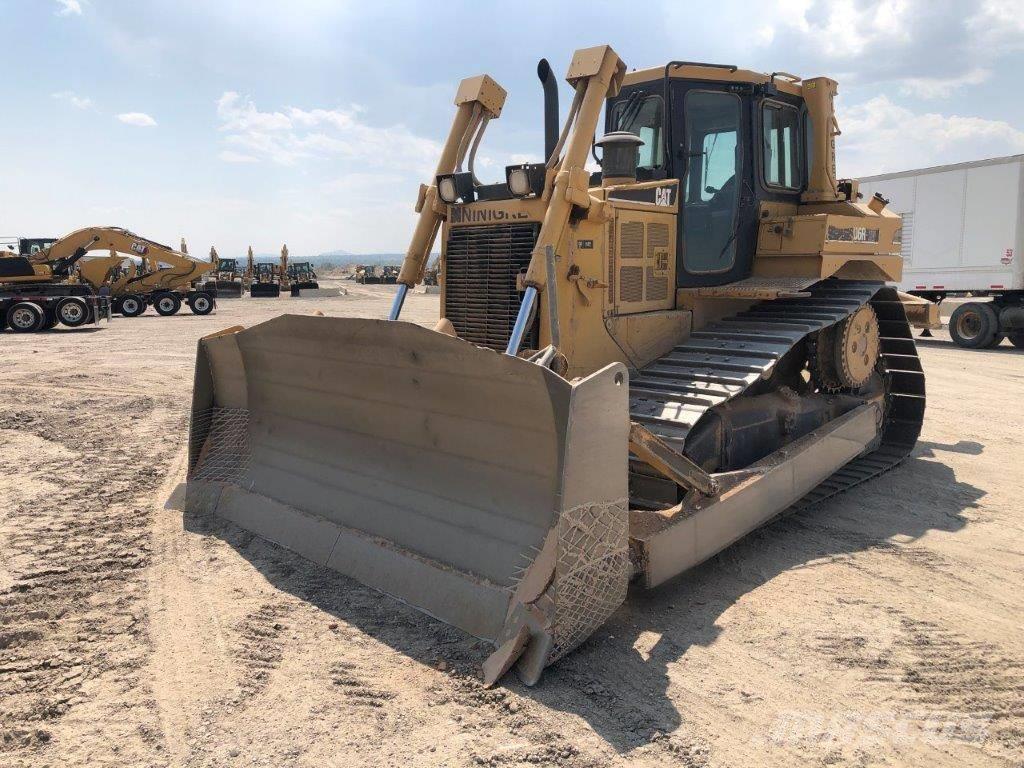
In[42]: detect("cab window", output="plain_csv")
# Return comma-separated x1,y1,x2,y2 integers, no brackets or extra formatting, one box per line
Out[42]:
610,94,664,169
682,90,741,274
699,130,738,202
762,102,801,189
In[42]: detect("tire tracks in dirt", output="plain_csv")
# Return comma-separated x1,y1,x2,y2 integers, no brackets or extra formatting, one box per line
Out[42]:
0,389,181,766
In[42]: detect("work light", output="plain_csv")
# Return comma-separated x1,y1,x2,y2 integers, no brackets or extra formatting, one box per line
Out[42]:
505,163,546,198
436,172,474,204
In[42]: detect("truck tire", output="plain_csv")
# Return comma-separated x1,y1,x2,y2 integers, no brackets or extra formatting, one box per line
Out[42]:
6,302,45,333
55,296,91,327
1009,332,1024,349
40,310,60,331
188,292,214,315
120,295,146,317
154,293,182,316
949,302,998,348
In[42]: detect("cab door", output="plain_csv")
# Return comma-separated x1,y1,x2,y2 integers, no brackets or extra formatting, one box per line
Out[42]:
671,82,757,287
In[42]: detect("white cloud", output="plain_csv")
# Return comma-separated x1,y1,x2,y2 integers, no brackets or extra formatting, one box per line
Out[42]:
754,24,776,47
897,67,992,99
51,91,93,110
55,0,82,16
117,112,157,127
839,95,1024,176
218,150,259,164
774,0,912,58
967,0,1024,51
214,91,440,174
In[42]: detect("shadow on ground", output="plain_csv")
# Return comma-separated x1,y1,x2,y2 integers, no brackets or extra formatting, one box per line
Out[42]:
175,449,983,754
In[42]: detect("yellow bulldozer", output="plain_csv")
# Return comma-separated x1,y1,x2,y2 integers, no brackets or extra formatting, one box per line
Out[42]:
185,46,924,686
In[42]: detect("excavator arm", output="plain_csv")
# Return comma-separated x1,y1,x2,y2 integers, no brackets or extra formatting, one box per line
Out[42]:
44,227,214,292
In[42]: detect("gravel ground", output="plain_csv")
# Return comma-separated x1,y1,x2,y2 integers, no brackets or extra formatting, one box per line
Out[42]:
1,281,1021,767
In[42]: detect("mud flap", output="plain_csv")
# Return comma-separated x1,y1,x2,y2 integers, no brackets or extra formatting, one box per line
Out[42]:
186,316,631,685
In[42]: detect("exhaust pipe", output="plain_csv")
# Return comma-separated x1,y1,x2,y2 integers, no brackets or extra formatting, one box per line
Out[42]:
537,58,558,161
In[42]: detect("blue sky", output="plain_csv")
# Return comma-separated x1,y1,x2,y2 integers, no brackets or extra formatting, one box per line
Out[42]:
2,0,1023,256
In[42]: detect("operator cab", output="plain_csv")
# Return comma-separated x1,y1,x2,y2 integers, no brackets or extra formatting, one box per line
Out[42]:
605,64,808,288
18,237,59,256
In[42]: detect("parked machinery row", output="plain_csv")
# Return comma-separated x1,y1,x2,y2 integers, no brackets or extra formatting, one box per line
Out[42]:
1,234,108,331
354,264,400,284
0,227,217,332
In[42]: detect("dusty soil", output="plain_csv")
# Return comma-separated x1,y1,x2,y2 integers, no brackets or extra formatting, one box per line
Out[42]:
1,282,1021,767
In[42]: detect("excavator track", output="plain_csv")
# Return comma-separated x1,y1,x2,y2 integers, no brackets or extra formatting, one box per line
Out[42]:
629,281,925,510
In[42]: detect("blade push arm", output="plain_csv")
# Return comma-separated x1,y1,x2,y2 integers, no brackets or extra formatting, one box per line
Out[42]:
523,45,625,290
394,75,507,292
506,45,625,357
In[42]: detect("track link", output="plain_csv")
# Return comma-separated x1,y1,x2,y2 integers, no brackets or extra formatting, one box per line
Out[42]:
629,280,925,510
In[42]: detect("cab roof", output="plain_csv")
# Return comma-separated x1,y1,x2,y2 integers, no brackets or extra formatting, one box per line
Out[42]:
622,64,805,98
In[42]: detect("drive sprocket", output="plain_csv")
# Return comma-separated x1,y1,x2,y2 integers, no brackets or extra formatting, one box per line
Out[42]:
834,304,880,388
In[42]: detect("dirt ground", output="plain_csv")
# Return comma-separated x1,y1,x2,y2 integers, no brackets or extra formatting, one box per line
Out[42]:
1,282,1021,768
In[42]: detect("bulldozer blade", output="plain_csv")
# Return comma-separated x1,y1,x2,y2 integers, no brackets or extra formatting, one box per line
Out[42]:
186,316,631,684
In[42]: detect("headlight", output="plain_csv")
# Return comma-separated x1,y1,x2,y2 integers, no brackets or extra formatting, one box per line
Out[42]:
505,163,546,198
438,176,458,204
436,172,474,204
507,168,532,196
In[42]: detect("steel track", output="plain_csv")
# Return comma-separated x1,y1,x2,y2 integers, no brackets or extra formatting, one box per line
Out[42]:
628,280,925,510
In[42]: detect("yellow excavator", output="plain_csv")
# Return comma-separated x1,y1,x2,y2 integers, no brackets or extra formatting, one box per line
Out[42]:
185,46,924,686
68,227,217,316
0,236,111,331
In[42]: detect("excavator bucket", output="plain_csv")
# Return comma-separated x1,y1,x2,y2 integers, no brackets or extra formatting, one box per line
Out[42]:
215,281,244,298
249,283,280,298
185,316,631,684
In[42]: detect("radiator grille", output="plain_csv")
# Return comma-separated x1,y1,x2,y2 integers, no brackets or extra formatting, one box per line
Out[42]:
619,266,643,303
620,222,644,259
444,223,539,351
645,267,668,301
607,221,615,304
647,222,669,254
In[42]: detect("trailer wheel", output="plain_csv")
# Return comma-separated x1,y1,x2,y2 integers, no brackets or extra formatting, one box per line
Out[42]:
188,292,214,315
55,296,91,327
120,295,146,317
1008,332,1024,349
40,310,60,331
987,333,1005,348
6,302,45,333
154,293,182,316
949,302,998,348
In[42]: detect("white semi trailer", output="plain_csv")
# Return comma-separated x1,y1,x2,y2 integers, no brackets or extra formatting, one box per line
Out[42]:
859,154,1024,349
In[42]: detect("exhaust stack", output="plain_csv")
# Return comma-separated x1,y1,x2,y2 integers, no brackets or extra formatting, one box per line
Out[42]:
537,58,559,161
